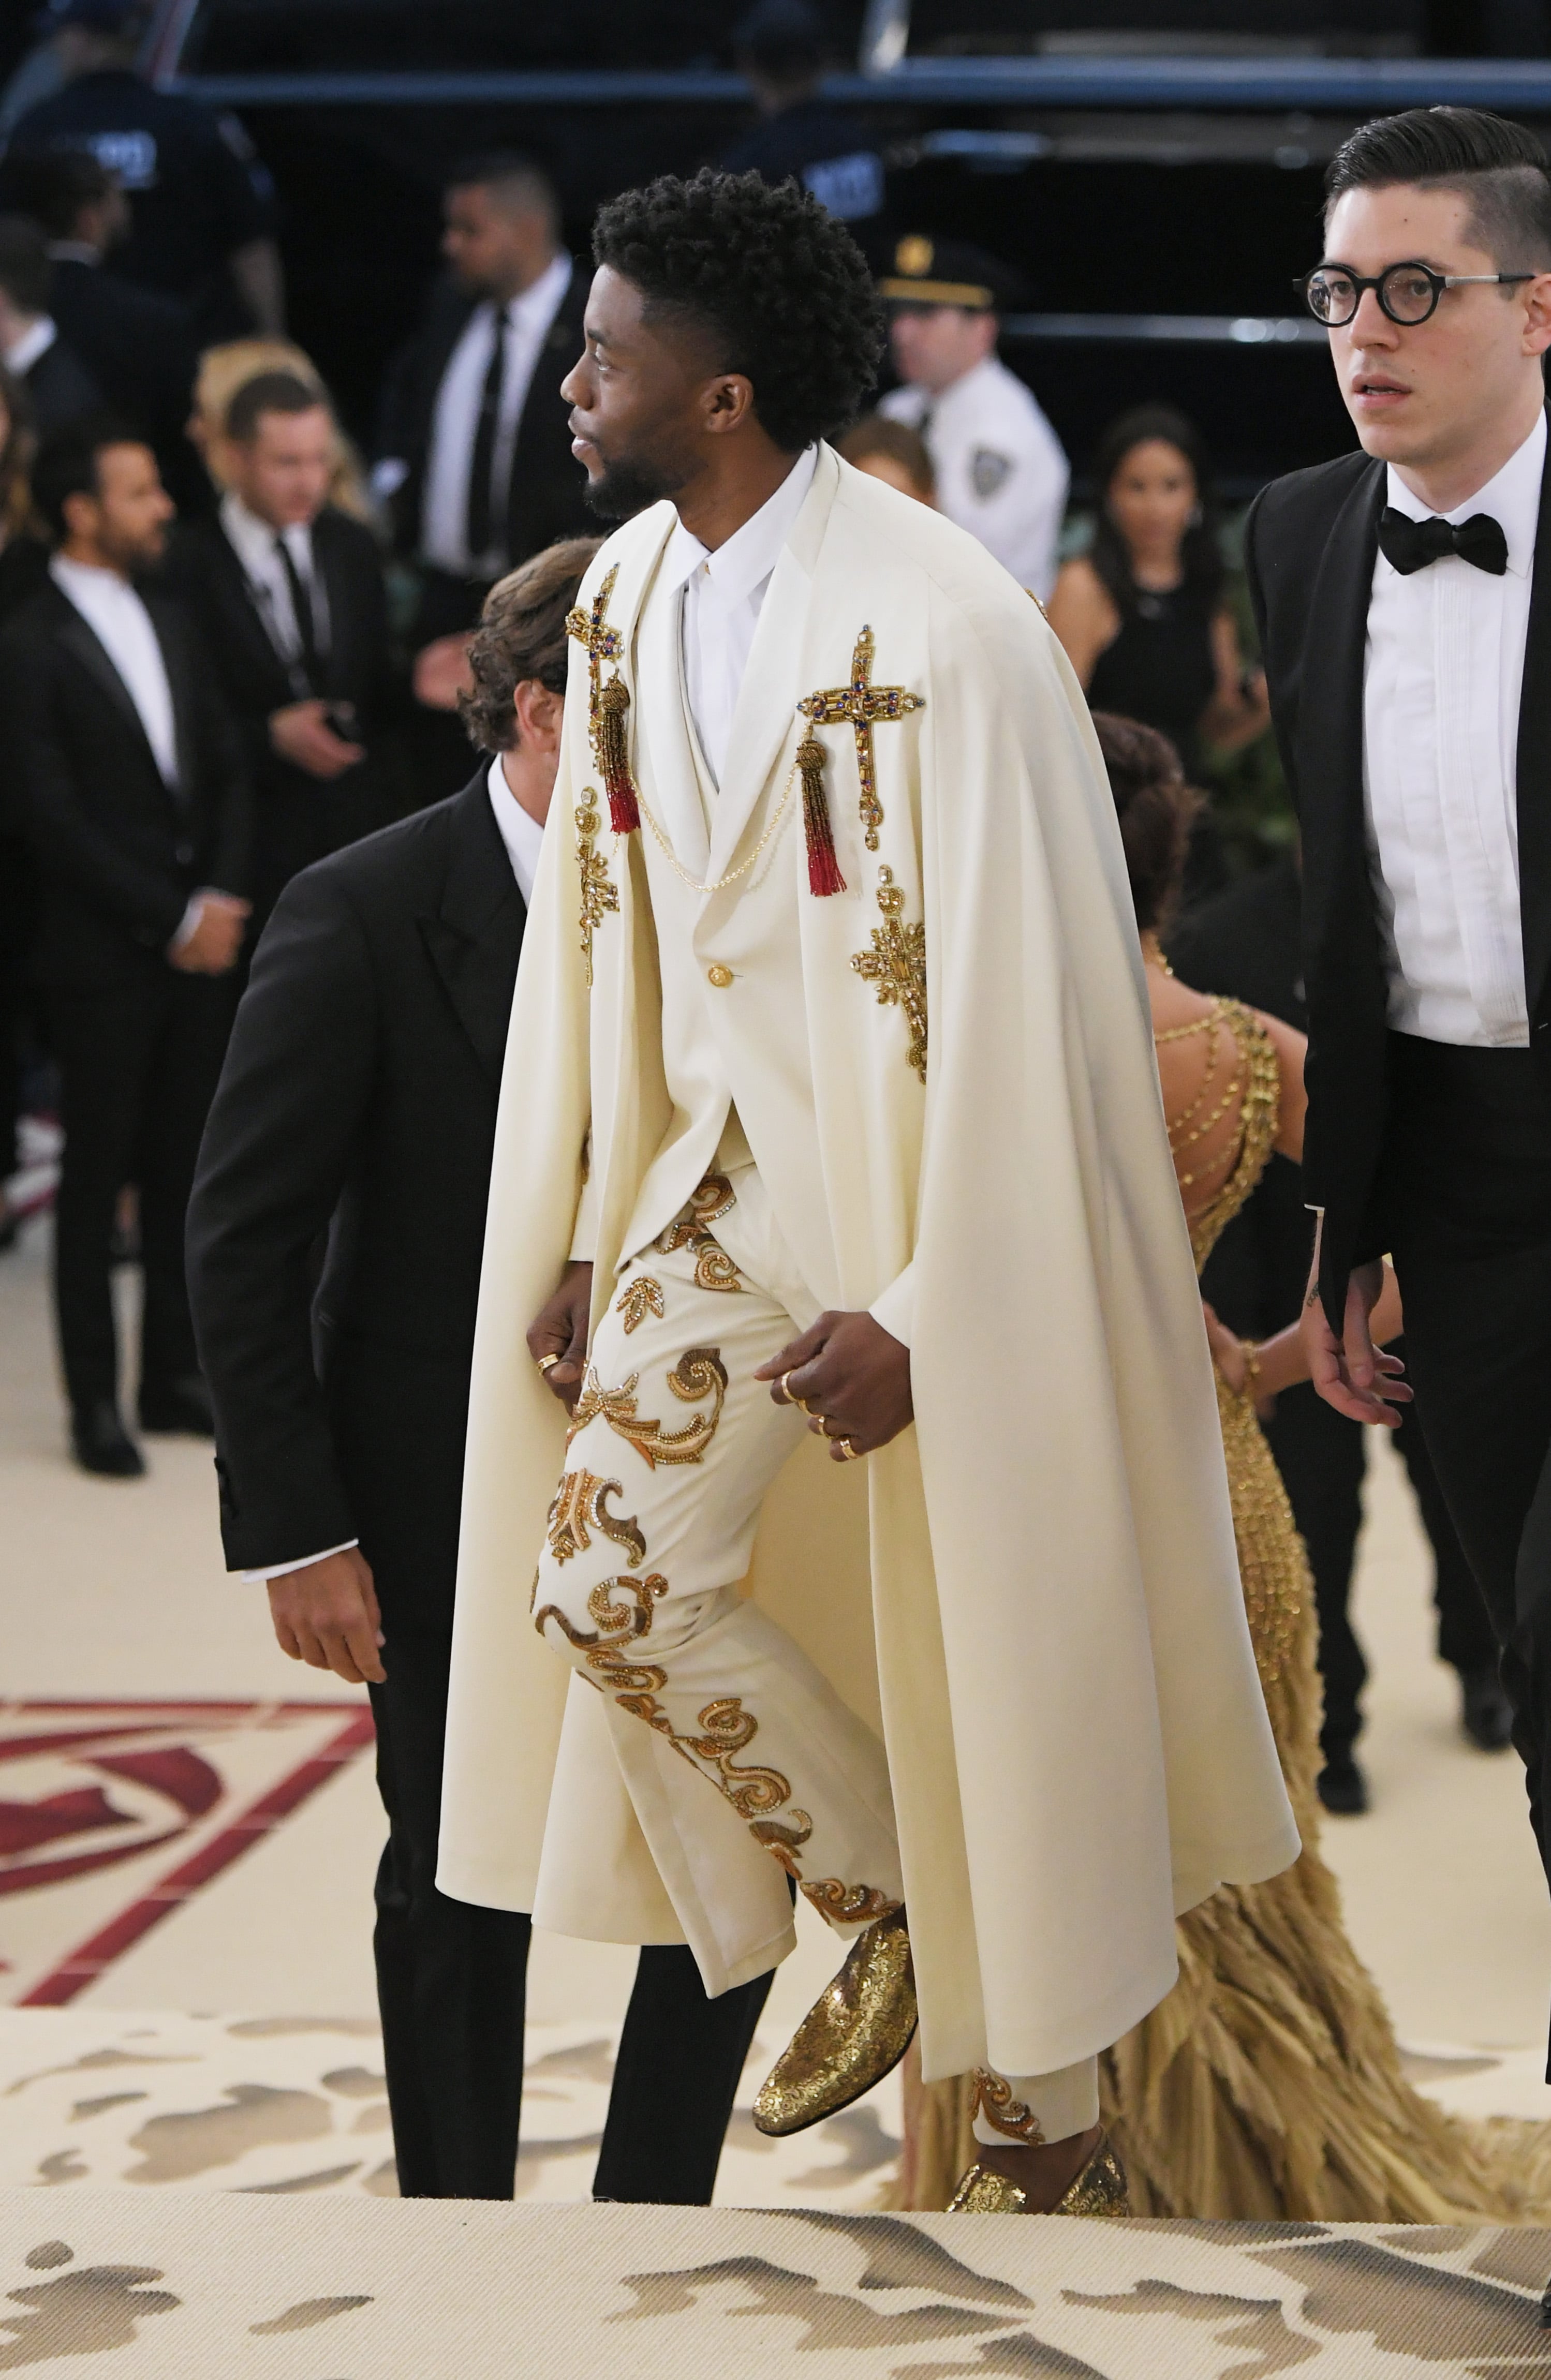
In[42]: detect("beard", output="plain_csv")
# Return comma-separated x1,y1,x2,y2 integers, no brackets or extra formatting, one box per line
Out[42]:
582,443,692,522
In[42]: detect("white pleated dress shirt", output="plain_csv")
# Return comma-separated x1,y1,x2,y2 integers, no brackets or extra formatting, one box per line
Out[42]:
1363,408,1544,1048
420,252,573,577
659,443,818,787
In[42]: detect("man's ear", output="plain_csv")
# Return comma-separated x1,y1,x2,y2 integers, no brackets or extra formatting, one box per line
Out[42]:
1522,269,1551,359
512,677,566,753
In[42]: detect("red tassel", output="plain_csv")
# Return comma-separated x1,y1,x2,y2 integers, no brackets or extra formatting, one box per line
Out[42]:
796,734,846,897
596,677,641,834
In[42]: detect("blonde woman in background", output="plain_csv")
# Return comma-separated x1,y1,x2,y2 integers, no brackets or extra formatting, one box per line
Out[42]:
189,339,376,526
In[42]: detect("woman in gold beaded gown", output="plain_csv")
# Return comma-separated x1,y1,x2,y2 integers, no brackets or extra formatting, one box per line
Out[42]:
897,713,1551,2222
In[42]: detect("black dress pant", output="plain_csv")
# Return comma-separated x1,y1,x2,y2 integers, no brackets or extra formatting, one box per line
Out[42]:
1383,1034,1551,1920
49,965,233,1412
406,567,493,808
333,1345,775,2201
1266,1363,1496,1764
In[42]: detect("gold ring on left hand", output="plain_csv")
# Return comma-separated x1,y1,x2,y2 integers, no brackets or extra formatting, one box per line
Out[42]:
780,1370,811,1414
837,1436,862,1461
537,1353,561,1375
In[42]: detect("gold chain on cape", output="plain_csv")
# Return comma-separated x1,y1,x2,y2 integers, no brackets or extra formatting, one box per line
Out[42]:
633,753,799,896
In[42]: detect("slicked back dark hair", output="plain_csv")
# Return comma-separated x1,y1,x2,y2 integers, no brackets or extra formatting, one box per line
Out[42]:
445,149,558,232
1324,107,1551,270
226,369,325,444
591,168,883,455
33,413,141,543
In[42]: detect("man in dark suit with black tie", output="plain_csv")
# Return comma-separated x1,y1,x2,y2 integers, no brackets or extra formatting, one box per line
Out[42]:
374,152,590,798
0,416,249,1476
164,370,398,941
1247,107,1551,2027
0,212,98,431
185,540,777,2205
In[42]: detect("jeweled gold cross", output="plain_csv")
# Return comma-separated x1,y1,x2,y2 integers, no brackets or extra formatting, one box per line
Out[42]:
566,566,623,759
852,867,928,1083
797,626,924,851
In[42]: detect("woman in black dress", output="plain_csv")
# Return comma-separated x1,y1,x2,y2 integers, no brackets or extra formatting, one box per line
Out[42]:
1048,404,1268,781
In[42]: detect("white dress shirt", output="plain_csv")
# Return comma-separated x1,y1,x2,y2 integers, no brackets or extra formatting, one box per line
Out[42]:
50,552,178,784
1363,407,1543,1047
240,756,544,1583
420,252,573,576
5,315,57,378
659,443,818,789
486,754,545,903
880,355,1069,599
219,490,330,674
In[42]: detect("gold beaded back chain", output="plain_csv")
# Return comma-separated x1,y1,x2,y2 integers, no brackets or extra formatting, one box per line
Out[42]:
1155,1007,1244,1189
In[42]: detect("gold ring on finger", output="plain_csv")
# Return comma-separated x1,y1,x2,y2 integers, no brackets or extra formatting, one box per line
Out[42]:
780,1370,810,1414
838,1436,862,1461
537,1353,560,1374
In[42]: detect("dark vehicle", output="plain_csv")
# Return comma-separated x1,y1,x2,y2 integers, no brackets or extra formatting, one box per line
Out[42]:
31,0,1551,490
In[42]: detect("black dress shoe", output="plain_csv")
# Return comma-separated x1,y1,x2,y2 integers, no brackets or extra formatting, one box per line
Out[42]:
71,1401,145,1478
1540,2272,1551,2328
1317,1756,1370,1816
138,1375,214,1436
1460,1666,1514,1754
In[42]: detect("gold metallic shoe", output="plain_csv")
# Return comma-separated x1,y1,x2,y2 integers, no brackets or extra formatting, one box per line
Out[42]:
752,1905,916,2136
947,2130,1129,2217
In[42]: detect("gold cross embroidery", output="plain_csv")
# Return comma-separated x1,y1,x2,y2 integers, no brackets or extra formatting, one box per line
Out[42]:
851,866,927,1083
566,564,623,755
797,626,924,852
575,789,617,989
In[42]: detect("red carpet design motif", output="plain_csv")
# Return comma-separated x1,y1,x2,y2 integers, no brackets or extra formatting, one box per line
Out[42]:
0,1702,374,2006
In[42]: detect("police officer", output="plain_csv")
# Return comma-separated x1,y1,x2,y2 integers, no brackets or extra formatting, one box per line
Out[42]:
6,0,282,342
721,0,885,234
879,234,1069,598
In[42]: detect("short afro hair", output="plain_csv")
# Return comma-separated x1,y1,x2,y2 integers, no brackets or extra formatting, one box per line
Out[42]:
591,167,883,455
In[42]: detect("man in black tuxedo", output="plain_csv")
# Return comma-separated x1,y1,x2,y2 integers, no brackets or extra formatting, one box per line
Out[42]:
1169,854,1509,1813
0,212,98,432
0,417,249,1476
186,539,776,2204
164,370,400,942
374,152,590,798
1247,107,1551,1977
2,146,203,515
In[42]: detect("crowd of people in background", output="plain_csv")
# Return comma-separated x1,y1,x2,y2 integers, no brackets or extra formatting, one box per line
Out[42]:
0,1,1511,1868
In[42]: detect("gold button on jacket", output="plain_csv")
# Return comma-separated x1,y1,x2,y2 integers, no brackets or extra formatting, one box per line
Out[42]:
706,963,734,988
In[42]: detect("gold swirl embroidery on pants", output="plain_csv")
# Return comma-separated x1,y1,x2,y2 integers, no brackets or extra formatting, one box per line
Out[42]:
693,1245,743,1293
852,866,927,1083
654,1173,745,1294
613,1689,815,1858
568,1347,728,1468
544,1468,646,1568
800,1878,903,1924
535,1573,670,1694
969,2067,1046,2145
615,1275,664,1334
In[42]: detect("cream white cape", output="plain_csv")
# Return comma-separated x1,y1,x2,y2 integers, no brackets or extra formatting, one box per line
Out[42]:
439,447,1298,2082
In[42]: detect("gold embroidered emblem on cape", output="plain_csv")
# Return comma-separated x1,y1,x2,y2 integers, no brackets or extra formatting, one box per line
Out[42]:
544,1468,647,1569
569,1346,728,1468
852,866,928,1082
615,1276,666,1334
565,564,641,834
797,624,925,858
574,789,617,990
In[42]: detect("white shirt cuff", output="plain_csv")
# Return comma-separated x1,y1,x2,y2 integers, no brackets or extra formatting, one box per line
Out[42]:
869,1263,915,1352
169,891,207,953
240,1538,359,1584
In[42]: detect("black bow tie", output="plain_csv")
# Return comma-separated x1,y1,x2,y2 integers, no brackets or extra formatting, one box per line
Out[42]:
1377,507,1509,577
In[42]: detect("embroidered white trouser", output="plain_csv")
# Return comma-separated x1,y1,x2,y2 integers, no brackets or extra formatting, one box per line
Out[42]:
970,2062,1100,2147
533,1171,904,1997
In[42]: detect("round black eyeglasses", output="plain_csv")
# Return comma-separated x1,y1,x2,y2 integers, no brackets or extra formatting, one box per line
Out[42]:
1298,261,1534,327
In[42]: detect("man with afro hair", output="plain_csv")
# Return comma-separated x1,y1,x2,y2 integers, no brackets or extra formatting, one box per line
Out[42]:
439,169,1296,2214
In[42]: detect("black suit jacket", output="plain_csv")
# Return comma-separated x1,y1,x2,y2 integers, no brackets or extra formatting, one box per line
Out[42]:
1244,422,1551,1321
23,330,101,433
163,507,400,914
49,257,202,510
376,261,592,579
0,575,250,990
186,774,524,1576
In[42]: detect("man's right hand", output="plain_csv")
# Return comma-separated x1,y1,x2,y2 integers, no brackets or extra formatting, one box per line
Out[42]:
267,1546,385,1685
168,891,249,974
270,698,366,779
527,1261,594,1413
1301,1253,1406,1427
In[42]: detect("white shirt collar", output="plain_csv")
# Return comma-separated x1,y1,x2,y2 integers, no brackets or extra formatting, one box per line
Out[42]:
661,444,818,603
1385,407,1545,579
486,755,545,905
219,488,313,577
51,552,134,603
5,316,56,377
498,249,572,334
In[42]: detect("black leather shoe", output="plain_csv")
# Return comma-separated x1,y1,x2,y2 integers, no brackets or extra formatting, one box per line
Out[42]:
1540,2272,1551,2328
1460,1667,1514,1754
71,1400,145,1478
138,1375,214,1436
1317,1756,1369,1816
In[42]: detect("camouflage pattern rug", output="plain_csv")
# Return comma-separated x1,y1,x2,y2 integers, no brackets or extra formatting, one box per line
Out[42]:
1,2192,1548,2376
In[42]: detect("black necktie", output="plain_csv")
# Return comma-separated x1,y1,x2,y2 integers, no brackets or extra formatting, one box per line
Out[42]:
465,304,509,570
1377,507,1509,577
273,533,321,690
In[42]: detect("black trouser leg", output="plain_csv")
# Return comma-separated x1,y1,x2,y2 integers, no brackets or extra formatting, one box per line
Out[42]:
49,979,159,1411
368,1629,530,2198
594,1945,775,2206
139,972,232,1401
1264,1381,1368,1762
1391,1366,1499,1676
